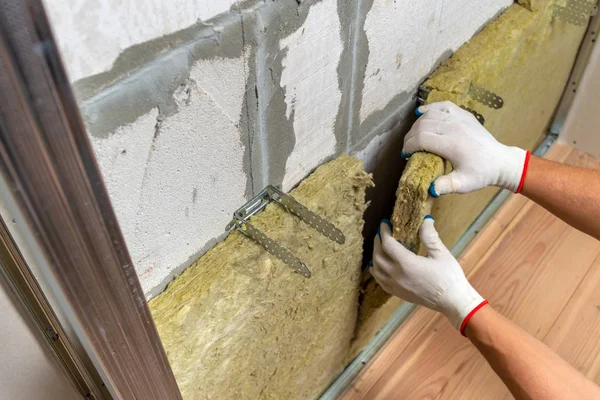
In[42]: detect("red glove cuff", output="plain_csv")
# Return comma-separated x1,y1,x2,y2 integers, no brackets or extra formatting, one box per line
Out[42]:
460,299,489,337
515,150,531,194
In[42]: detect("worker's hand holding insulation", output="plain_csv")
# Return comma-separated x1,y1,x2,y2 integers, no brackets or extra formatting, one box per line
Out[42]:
372,216,600,400
371,217,486,335
403,101,529,196
372,99,600,399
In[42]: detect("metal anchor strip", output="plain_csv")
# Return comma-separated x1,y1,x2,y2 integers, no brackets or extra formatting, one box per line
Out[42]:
226,185,346,278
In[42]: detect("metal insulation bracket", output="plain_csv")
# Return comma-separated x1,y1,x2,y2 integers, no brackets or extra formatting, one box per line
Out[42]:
417,85,486,125
571,0,598,14
468,84,504,109
225,185,345,278
554,0,597,26
460,106,486,125
416,86,430,106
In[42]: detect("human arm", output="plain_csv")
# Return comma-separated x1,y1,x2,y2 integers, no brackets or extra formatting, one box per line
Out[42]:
521,156,600,240
403,101,600,241
371,219,600,400
467,305,600,400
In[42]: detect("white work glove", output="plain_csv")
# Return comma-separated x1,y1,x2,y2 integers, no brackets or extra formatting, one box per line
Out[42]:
371,218,487,335
402,101,530,197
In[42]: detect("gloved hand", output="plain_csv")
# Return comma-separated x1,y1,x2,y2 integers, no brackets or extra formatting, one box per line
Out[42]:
402,101,530,197
371,217,487,335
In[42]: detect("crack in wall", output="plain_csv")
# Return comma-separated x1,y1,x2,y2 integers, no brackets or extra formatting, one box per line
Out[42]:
240,11,257,196
134,109,163,242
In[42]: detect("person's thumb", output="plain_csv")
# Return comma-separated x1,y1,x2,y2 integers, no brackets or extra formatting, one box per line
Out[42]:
379,220,417,264
419,216,445,255
429,171,465,197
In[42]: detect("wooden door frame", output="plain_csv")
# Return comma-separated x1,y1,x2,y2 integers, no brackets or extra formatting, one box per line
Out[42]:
0,0,182,398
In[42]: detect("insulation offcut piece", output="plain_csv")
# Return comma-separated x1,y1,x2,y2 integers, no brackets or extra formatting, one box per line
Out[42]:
149,155,373,400
391,152,445,252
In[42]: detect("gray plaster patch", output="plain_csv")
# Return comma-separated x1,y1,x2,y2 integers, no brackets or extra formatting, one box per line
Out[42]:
244,0,373,192
72,22,214,102
247,0,328,191
79,17,246,139
72,2,266,101
335,0,374,153
77,4,261,201
238,9,260,198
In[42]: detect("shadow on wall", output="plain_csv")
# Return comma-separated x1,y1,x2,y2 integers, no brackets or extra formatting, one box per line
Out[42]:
361,112,417,266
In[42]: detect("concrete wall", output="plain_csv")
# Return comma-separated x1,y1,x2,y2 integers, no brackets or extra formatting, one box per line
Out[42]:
44,0,238,81
45,0,512,297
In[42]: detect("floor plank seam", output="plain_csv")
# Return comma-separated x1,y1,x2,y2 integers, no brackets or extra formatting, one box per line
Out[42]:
540,250,600,345
464,201,535,279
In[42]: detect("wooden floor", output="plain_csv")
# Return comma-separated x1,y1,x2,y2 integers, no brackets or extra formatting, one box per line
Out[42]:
342,143,600,400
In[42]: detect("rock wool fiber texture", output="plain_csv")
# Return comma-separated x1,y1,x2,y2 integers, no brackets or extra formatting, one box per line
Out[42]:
149,155,373,400
391,152,445,252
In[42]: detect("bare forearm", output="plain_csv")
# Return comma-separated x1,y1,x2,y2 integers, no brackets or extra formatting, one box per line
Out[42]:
521,156,600,241
466,305,600,400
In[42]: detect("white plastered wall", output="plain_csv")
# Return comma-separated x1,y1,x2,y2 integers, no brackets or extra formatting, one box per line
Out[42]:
91,55,249,294
42,0,239,81
280,0,342,191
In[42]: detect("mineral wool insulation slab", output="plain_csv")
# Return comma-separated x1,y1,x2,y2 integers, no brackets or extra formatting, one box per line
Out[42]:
348,0,589,355
150,155,373,400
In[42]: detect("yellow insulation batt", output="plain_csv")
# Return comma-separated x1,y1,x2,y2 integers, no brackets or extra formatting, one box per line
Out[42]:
517,0,552,12
149,155,373,400
350,0,588,354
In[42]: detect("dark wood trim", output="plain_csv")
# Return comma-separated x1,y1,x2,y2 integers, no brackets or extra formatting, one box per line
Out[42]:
0,1,182,398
